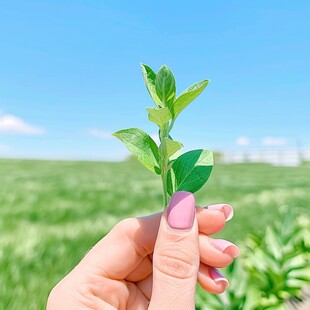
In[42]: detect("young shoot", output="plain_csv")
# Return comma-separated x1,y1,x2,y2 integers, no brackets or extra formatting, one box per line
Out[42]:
113,64,213,209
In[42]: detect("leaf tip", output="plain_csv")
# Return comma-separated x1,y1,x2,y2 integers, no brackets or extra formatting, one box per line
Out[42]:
111,131,119,138
158,64,171,72
199,80,210,88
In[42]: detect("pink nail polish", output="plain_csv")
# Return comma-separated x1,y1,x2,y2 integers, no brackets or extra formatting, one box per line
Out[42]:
206,204,234,221
209,268,229,288
211,239,240,258
167,191,195,230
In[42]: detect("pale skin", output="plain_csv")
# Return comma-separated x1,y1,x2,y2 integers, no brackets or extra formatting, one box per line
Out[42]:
47,192,239,310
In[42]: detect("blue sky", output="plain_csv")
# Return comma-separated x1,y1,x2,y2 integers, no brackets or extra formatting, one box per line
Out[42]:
0,0,309,160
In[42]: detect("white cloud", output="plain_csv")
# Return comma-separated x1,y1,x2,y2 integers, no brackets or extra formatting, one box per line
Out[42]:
236,136,250,146
0,115,45,135
262,137,287,146
88,128,112,139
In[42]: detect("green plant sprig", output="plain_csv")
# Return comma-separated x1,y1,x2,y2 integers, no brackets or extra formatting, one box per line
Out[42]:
113,64,213,209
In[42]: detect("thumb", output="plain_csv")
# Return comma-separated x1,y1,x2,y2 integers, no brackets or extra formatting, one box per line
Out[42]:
149,192,199,310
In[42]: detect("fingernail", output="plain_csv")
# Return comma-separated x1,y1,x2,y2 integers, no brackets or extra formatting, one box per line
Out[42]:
209,268,229,288
206,204,234,221
211,239,240,258
167,191,195,230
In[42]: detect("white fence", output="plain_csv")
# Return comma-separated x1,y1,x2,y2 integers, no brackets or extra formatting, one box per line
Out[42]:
220,148,310,166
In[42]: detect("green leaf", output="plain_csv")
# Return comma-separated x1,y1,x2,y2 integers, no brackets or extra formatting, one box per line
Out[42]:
159,138,183,159
113,128,161,174
141,64,162,107
265,226,283,261
147,107,172,127
155,65,176,109
167,149,213,195
243,286,261,310
172,80,209,118
288,267,310,281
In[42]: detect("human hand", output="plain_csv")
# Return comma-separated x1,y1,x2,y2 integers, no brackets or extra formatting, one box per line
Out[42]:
47,192,239,310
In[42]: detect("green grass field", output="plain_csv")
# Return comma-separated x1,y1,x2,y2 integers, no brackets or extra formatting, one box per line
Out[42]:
0,158,309,309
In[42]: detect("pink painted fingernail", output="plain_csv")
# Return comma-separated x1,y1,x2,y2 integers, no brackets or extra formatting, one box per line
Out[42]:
211,239,240,258
167,191,195,230
206,204,234,221
209,268,229,288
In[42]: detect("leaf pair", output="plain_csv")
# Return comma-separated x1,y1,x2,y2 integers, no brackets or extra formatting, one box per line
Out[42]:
113,128,213,195
142,64,209,122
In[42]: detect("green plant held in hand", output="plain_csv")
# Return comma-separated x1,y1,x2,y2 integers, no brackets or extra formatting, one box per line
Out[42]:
113,64,213,208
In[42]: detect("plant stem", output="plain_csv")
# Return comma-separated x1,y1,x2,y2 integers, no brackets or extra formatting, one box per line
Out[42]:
159,123,170,209
161,173,168,209
168,118,175,132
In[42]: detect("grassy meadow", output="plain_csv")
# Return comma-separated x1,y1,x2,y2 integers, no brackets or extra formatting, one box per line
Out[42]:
0,158,309,309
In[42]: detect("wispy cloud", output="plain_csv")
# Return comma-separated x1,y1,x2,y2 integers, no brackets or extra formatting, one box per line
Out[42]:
0,115,45,135
262,137,287,146
236,136,250,146
88,128,112,139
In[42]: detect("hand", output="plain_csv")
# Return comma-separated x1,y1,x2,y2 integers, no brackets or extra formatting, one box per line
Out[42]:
47,192,239,310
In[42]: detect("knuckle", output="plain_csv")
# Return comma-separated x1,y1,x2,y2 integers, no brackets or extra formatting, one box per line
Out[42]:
154,246,198,279
113,217,137,234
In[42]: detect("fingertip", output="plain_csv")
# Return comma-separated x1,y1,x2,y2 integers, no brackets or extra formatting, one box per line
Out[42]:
205,204,234,222
198,265,229,294
209,268,230,290
211,239,240,259
222,204,234,221
196,207,226,235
